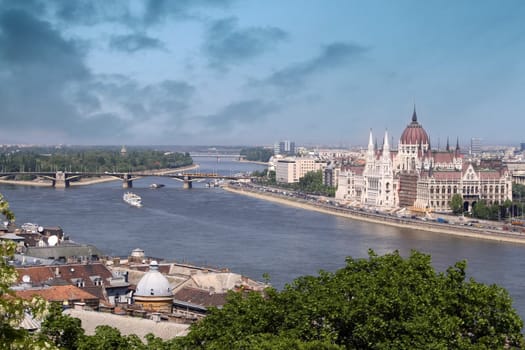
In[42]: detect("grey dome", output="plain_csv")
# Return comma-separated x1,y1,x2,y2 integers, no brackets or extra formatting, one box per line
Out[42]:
135,261,171,297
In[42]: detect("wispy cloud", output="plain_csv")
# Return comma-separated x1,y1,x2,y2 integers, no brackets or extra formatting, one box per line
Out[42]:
48,0,235,28
261,42,368,89
109,33,165,53
204,17,287,70
203,99,280,131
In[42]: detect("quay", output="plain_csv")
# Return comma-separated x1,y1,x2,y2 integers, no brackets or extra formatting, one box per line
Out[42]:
223,184,525,245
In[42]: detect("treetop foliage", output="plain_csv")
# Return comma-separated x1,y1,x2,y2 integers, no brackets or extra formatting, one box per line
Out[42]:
181,250,524,349
240,147,274,162
0,146,192,173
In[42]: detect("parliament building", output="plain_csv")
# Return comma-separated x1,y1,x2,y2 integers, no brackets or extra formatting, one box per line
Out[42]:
336,109,512,212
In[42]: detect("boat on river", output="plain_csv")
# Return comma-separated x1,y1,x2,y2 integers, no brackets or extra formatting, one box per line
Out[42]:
149,183,165,189
123,192,142,207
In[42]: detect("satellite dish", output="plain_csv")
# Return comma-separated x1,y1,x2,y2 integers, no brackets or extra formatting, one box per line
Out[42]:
48,235,58,247
37,226,44,233
22,275,31,283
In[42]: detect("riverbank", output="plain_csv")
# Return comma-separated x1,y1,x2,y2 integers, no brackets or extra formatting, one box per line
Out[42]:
238,159,268,166
0,164,200,188
223,185,525,245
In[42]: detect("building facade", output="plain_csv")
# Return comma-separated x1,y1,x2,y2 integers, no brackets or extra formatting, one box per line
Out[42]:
336,108,512,212
274,140,296,156
275,157,326,184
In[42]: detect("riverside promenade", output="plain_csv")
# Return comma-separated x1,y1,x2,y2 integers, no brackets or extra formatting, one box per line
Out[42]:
224,184,525,245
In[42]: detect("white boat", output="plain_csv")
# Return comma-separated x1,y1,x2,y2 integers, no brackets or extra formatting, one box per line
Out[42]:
149,183,165,189
123,192,142,207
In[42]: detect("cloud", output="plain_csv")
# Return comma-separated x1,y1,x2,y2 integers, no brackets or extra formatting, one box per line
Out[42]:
109,33,165,53
204,17,287,70
0,9,87,79
0,7,198,144
142,0,235,25
261,42,368,88
0,8,90,132
48,0,234,28
203,99,280,131
68,75,196,138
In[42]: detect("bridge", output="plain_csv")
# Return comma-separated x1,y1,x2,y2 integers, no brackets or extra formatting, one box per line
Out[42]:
0,171,251,189
189,153,242,158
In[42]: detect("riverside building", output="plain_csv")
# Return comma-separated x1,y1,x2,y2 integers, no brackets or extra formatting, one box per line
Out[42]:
336,108,513,212
275,157,327,184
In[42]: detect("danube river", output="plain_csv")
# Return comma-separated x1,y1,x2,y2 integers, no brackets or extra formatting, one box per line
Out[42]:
2,157,525,320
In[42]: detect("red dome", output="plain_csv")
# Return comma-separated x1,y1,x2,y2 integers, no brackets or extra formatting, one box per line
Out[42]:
400,108,429,145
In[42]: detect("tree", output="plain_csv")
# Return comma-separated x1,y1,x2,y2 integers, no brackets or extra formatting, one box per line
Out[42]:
0,242,57,349
472,200,490,220
40,303,84,349
77,325,142,350
449,193,464,215
0,193,60,349
181,250,524,349
0,193,15,223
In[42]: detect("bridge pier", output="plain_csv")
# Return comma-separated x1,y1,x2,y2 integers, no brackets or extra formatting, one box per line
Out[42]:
183,176,192,189
54,171,70,188
122,173,133,188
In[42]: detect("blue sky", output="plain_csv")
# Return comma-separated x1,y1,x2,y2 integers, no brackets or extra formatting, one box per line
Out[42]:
0,0,523,147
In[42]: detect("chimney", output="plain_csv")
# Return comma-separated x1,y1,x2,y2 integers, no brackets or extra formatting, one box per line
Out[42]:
74,302,86,311
151,313,161,322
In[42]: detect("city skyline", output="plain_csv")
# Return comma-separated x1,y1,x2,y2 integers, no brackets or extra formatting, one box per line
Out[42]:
0,1,524,146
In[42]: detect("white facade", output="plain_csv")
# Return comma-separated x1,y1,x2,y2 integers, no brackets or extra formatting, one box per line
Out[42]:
362,130,396,208
275,157,326,183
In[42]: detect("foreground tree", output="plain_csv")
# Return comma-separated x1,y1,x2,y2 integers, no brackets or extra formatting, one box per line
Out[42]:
39,303,84,349
181,250,524,349
1,242,57,349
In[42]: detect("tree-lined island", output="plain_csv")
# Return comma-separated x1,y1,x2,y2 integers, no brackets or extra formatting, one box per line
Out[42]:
0,146,193,174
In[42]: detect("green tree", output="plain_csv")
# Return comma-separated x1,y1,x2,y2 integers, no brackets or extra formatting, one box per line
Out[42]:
0,193,15,222
40,303,84,349
449,193,464,215
240,147,274,162
77,325,143,350
472,200,490,220
296,170,335,197
0,194,59,349
181,250,524,349
0,236,56,349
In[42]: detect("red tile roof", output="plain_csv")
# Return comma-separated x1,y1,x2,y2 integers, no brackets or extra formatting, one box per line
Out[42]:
173,287,227,308
16,263,113,287
15,285,99,303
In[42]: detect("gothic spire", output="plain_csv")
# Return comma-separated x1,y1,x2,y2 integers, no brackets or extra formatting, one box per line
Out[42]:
456,137,460,151
367,129,374,156
412,105,417,123
382,130,390,159
446,137,450,152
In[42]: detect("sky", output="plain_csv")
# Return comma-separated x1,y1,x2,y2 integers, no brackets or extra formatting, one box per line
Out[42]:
0,0,524,147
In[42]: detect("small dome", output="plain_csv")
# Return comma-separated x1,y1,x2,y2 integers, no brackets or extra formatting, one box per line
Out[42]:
135,261,171,297
131,248,145,258
400,108,429,145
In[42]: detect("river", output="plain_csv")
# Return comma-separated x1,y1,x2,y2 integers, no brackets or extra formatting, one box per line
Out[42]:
2,157,525,320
